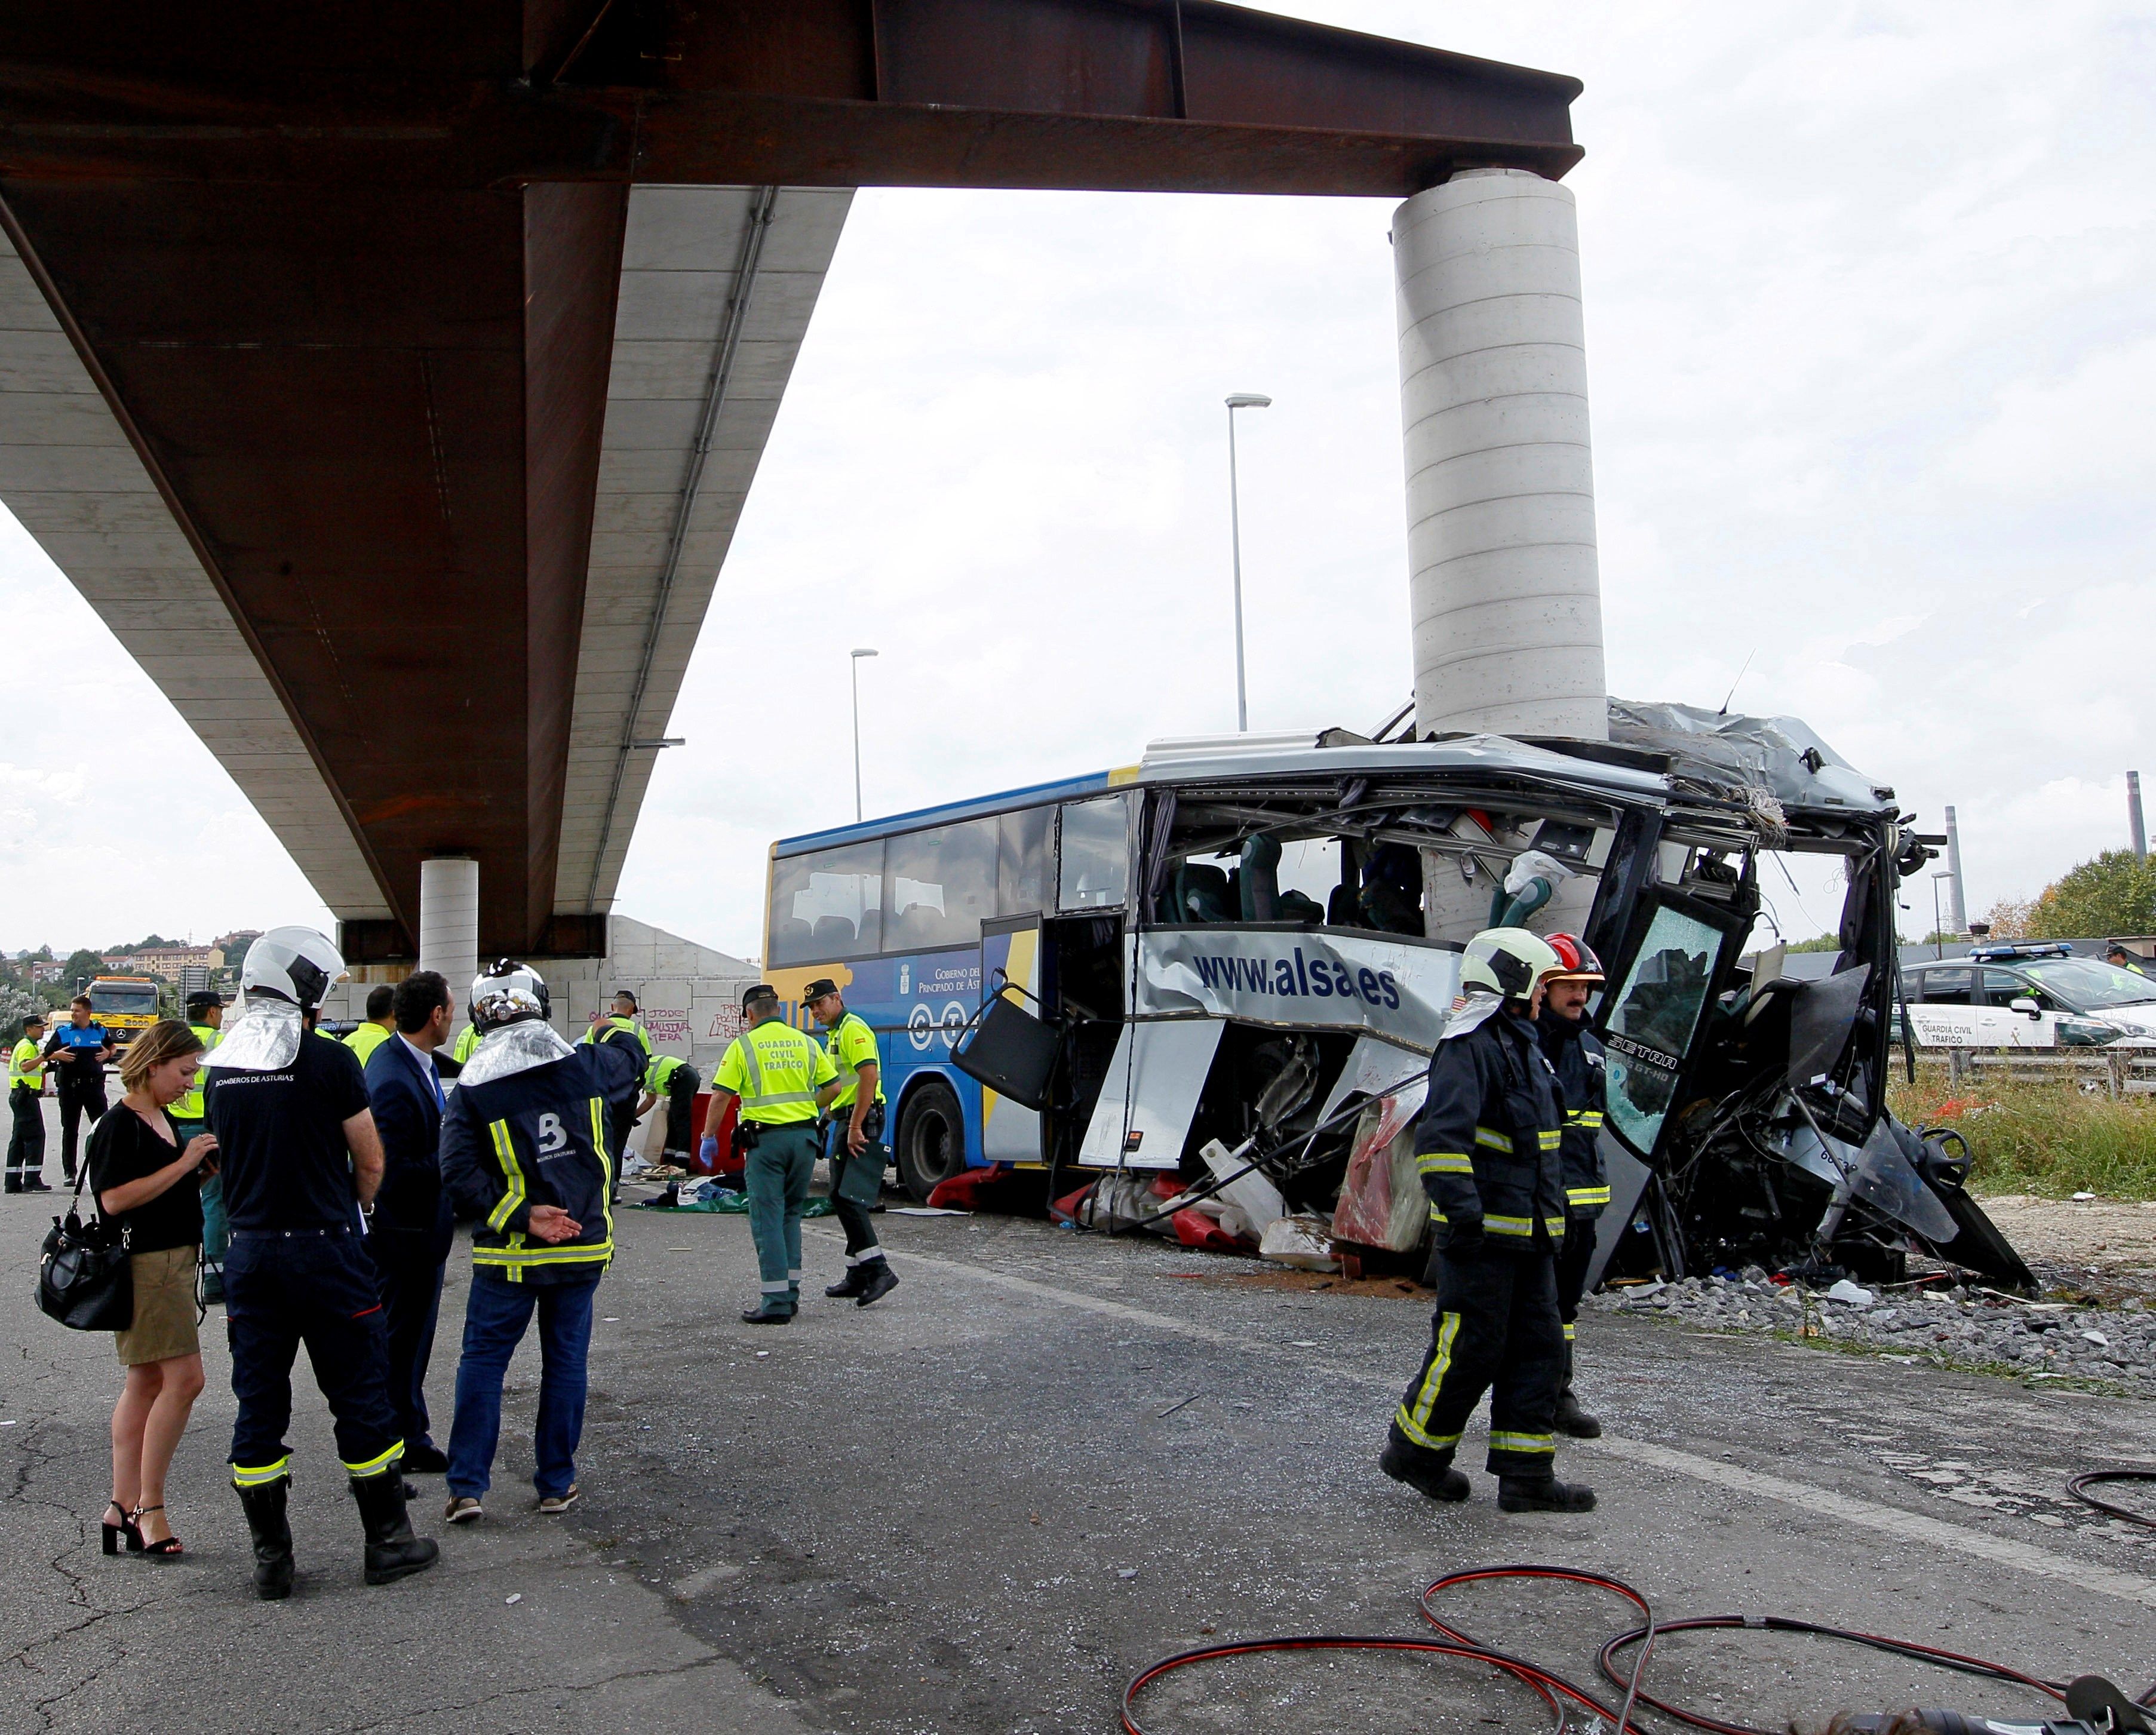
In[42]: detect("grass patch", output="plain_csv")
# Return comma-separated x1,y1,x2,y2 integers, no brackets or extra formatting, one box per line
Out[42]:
1888,1065,2156,1199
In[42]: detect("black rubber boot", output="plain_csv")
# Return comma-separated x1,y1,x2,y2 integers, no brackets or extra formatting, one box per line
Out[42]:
1497,1475,1596,1514
853,1261,899,1309
1380,1425,1470,1503
825,1265,870,1300
1553,1387,1602,1439
351,1469,440,1585
234,1478,295,1601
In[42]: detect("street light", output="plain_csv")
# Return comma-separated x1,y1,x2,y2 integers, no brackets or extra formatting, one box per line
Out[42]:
850,648,878,822
1224,392,1272,732
1931,873,1952,960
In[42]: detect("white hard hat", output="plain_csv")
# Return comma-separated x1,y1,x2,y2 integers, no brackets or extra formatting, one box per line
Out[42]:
470,959,551,1031
1460,926,1565,1002
240,926,346,1012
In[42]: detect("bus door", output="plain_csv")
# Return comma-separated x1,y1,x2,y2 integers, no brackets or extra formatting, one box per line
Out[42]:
978,917,1048,1163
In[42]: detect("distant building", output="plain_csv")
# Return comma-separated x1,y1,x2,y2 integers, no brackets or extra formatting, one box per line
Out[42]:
29,960,63,984
105,945,224,978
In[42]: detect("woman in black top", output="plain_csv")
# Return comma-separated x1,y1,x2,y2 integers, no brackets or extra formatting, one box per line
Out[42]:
87,1019,216,1557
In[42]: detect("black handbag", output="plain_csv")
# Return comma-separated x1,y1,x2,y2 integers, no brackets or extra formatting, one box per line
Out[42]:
37,1166,133,1332
833,1103,888,1208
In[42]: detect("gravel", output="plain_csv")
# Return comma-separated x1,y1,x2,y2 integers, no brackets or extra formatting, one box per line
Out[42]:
1583,1270,2156,1398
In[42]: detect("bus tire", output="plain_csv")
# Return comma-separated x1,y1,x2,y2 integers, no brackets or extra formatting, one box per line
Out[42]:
896,1079,966,1203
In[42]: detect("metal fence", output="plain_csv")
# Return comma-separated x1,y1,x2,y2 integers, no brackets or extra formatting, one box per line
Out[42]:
1912,1047,2156,1098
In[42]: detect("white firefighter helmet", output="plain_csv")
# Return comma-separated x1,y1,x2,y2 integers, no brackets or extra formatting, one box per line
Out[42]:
1459,926,1564,1002
470,959,551,1031
239,926,347,1012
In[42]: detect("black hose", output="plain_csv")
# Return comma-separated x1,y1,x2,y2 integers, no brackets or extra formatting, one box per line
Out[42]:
2068,1469,2156,1530
1122,1560,2134,1735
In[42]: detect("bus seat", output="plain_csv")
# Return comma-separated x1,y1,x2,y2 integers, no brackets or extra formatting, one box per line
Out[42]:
1326,884,1360,927
775,917,812,957
1360,843,1423,934
891,904,944,950
1276,888,1323,925
1175,862,1233,924
1239,833,1280,922
810,914,856,951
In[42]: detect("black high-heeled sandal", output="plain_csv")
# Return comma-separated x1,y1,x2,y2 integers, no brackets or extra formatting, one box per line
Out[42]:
101,1501,142,1556
132,1504,183,1556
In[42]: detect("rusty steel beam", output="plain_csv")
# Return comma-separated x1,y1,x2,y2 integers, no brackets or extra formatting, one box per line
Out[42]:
0,0,1580,954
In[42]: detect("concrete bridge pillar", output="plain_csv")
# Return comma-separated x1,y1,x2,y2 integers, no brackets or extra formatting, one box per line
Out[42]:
1395,168,1606,744
419,856,481,1038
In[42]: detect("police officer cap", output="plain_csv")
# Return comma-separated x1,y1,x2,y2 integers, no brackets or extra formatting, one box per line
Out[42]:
741,982,779,1012
185,990,224,1014
801,978,841,1003
23,1011,44,1027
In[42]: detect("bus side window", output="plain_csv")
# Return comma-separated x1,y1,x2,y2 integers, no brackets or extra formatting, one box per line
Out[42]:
1058,794,1131,911
887,818,999,951
998,806,1052,917
767,841,884,965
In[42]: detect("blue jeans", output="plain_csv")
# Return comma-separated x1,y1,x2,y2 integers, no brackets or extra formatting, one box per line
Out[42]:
446,1272,598,1500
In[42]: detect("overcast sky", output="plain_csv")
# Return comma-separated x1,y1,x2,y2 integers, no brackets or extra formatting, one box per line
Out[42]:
3,0,2151,960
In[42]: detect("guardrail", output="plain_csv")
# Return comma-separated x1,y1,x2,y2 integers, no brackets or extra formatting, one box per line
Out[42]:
1896,1046,2156,1098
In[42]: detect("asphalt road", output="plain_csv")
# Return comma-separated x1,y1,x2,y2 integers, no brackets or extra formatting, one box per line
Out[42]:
5,1096,2155,1733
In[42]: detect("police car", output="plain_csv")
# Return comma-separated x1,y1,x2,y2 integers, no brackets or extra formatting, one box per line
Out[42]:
1901,942,2156,1049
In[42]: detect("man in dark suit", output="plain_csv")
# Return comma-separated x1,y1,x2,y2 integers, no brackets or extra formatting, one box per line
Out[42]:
364,971,457,1476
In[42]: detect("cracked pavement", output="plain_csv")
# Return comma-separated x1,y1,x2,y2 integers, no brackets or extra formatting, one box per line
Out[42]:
4,1086,2156,1731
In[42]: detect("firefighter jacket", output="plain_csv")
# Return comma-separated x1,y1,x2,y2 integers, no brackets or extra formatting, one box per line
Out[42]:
441,1035,641,1285
1414,993,1567,1252
1537,1008,1610,1220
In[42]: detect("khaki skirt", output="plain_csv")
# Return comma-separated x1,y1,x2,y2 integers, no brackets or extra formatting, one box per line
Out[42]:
115,1245,201,1366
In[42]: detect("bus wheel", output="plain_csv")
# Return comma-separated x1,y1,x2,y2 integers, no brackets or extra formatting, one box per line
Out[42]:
896,1079,965,1203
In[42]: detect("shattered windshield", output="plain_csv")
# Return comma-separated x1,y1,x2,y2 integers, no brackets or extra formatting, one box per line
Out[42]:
2022,958,2156,1009
1601,905,1725,1156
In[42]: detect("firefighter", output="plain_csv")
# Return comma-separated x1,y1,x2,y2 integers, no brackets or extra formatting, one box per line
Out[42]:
203,927,437,1599
804,978,898,1307
438,960,641,1522
175,990,228,1302
1381,926,1593,1513
1537,932,1608,1439
702,984,840,1323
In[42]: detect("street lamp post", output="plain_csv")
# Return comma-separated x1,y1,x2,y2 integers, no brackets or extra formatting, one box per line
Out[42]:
1224,392,1272,732
850,647,878,822
1931,873,1950,960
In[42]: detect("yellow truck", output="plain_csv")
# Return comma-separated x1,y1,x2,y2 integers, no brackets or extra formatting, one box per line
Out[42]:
87,975,163,1047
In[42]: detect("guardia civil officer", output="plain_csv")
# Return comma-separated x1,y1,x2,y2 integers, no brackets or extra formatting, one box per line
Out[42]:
7,1012,50,1193
1381,927,1593,1514
804,978,898,1307
635,1049,701,1166
438,961,641,1521
1537,933,1609,1440
174,991,226,1300
702,984,839,1323
203,927,437,1599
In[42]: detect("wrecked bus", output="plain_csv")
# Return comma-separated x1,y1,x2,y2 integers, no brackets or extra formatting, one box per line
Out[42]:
763,702,2031,1291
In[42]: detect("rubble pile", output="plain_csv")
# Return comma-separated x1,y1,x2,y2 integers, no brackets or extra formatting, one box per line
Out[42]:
1587,1272,2156,1397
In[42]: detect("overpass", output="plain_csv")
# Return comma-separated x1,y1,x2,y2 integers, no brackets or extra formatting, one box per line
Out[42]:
0,2,1587,964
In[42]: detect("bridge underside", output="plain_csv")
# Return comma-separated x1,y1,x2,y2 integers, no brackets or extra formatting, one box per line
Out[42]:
0,1,1579,957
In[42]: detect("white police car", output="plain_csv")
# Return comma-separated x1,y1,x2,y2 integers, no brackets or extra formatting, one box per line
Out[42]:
1902,942,2156,1049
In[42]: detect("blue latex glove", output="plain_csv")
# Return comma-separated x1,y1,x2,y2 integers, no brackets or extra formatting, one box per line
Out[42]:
698,1135,718,1168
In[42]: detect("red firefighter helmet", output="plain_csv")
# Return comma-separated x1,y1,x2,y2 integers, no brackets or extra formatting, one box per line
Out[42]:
1546,932,1604,982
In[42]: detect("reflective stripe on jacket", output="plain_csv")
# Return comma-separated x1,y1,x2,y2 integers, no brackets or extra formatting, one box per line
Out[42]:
1414,996,1567,1249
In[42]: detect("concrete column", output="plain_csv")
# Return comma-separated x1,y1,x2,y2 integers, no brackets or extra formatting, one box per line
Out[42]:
1943,806,1969,935
1395,168,1606,743
419,856,480,1035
